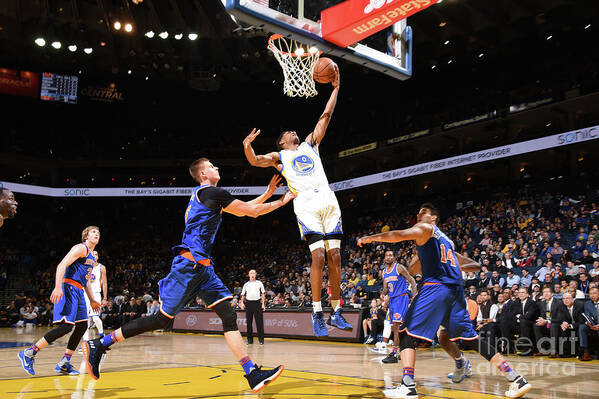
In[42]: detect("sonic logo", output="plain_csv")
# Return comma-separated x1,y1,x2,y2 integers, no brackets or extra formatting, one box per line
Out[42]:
292,155,315,174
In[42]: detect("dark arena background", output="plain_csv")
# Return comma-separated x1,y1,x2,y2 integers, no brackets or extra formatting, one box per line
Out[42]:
1,1,599,398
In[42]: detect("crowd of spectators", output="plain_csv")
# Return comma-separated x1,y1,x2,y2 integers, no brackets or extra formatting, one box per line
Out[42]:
2,187,598,358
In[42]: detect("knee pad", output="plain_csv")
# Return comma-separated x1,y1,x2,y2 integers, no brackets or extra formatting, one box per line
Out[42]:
324,239,341,251
309,240,325,252
44,322,74,343
399,331,415,351
470,337,495,361
213,301,238,332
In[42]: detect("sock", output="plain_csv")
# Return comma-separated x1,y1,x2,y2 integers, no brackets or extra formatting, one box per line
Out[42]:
330,299,340,312
58,353,72,366
312,302,322,313
498,360,519,382
391,347,398,355
402,367,415,386
239,356,255,375
455,353,465,369
100,331,121,347
24,344,40,357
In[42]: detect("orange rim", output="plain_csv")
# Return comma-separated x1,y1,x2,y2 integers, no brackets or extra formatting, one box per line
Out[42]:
267,34,322,57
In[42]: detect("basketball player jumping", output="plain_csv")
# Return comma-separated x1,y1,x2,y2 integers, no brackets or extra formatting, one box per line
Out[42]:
358,203,531,398
83,251,107,342
243,66,352,337
0,187,18,228
83,161,294,393
18,226,102,376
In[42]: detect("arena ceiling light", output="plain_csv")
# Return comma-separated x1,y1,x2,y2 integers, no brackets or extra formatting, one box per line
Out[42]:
145,31,155,38
114,21,122,30
83,47,93,54
124,23,133,32
68,44,77,52
51,41,61,49
188,33,198,41
34,37,46,47
159,31,168,39
174,33,183,40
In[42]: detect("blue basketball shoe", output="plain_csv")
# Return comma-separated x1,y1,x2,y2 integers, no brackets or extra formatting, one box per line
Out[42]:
244,365,284,393
312,311,328,337
17,350,35,376
55,362,80,375
328,308,353,330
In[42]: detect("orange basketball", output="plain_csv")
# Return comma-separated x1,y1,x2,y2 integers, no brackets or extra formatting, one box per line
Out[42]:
313,57,337,84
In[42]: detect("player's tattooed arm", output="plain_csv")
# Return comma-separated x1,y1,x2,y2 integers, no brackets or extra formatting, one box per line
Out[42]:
50,244,87,304
456,253,481,272
306,64,340,147
243,128,282,169
357,223,434,247
247,175,283,205
397,264,418,297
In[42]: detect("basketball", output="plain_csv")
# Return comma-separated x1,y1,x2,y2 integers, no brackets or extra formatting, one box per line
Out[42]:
313,57,337,84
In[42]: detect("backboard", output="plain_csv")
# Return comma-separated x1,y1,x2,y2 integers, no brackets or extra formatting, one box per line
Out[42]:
225,0,413,80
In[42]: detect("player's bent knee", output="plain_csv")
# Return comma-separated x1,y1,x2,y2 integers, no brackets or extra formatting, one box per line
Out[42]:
213,301,238,332
399,331,415,350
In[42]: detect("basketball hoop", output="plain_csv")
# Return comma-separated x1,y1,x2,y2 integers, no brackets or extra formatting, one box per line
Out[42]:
267,34,321,98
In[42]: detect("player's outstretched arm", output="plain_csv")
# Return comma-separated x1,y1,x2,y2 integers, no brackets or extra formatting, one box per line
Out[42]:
456,253,481,272
306,65,340,147
357,223,433,247
247,175,282,205
50,244,87,304
224,191,296,218
243,128,281,168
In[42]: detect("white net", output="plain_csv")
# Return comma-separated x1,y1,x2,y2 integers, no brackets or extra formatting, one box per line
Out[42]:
267,34,321,98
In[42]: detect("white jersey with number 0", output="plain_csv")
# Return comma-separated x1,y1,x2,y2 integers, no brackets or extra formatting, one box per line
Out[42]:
89,264,103,294
279,142,330,195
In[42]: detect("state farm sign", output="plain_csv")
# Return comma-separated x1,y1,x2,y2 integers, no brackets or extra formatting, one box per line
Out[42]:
322,0,438,47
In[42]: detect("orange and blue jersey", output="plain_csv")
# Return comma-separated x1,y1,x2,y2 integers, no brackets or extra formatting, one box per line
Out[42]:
416,225,462,286
173,185,222,262
384,263,409,323
53,243,96,324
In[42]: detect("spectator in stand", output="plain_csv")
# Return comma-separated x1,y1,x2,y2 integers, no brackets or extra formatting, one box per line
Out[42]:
553,283,565,300
503,252,518,270
534,286,568,357
535,262,551,282
37,303,53,326
478,271,490,290
586,236,597,255
589,261,599,280
571,241,585,261
20,303,37,324
531,284,542,302
577,250,595,266
549,242,564,262
489,270,505,289
576,227,589,243
468,285,478,300
560,292,584,358
551,264,564,283
506,270,520,287
568,280,585,300
476,291,499,345
579,273,591,296
491,283,502,303
521,269,533,287
464,272,478,288
578,287,599,361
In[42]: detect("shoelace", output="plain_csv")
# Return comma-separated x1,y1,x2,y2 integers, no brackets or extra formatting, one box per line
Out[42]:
318,316,326,329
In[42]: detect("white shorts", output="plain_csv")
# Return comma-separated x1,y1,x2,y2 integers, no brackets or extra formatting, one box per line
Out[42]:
293,189,342,241
84,291,102,317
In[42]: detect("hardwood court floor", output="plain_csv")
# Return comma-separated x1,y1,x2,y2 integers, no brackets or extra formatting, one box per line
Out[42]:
1,327,598,398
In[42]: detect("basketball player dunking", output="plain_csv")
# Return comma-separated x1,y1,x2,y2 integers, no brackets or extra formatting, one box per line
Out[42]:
243,66,352,337
18,226,102,376
83,160,294,393
83,251,107,342
358,203,531,398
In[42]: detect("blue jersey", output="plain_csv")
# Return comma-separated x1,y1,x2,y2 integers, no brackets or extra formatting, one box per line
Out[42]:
173,185,228,261
416,225,462,286
64,243,96,287
383,263,408,298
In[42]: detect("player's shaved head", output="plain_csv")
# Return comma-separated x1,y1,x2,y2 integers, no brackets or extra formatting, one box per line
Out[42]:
189,158,210,181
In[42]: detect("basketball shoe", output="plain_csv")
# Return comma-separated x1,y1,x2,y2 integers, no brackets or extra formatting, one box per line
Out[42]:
505,376,532,398
328,308,352,330
17,350,35,376
82,338,110,380
244,365,284,393
383,383,418,398
55,362,80,375
448,357,473,383
312,311,328,337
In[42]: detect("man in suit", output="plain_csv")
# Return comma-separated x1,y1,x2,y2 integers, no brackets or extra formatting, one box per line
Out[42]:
498,289,519,354
560,292,585,357
534,286,568,357
579,286,599,361
515,287,539,355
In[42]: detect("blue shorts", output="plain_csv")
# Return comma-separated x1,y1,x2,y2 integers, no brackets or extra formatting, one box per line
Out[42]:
53,282,88,324
401,283,477,342
386,294,409,323
158,255,233,318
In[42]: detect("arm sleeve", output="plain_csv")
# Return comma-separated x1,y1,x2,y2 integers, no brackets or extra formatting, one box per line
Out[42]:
199,187,235,209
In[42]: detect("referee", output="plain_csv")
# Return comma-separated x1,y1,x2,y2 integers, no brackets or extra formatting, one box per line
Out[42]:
240,269,266,345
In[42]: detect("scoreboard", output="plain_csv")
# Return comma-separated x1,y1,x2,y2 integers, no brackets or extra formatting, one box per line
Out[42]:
40,72,78,104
